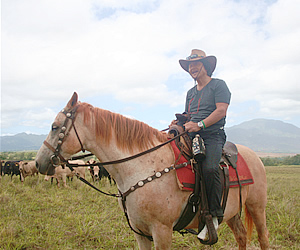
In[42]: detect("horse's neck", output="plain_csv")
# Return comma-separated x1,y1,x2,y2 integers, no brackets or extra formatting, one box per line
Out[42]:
77,111,174,191
84,128,173,192
82,129,142,188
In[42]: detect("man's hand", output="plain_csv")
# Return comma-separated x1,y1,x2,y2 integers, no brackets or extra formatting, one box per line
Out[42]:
184,121,200,132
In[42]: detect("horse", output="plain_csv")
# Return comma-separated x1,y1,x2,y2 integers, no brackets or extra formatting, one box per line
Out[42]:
35,92,269,249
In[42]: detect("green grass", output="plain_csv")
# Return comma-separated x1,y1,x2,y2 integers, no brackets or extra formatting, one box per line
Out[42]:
0,166,299,249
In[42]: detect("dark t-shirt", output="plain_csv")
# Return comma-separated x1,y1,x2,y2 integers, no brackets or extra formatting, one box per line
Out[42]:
184,78,231,133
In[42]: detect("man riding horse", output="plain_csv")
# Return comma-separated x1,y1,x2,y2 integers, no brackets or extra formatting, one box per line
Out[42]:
170,49,231,240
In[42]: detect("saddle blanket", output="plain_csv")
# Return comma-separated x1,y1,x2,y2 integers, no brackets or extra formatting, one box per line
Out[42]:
170,141,254,191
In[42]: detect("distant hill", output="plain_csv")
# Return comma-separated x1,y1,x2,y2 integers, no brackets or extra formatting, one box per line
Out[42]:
0,133,46,152
226,119,300,154
1,119,300,153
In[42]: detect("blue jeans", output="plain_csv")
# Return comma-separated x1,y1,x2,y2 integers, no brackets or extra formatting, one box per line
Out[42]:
190,129,226,217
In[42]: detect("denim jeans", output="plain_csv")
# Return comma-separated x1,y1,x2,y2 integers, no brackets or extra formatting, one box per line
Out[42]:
190,129,226,217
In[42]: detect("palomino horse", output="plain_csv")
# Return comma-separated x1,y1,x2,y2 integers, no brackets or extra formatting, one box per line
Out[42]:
35,92,269,249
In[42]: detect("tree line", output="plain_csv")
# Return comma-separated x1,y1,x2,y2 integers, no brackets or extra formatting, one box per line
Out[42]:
260,154,300,166
0,151,95,162
0,151,37,161
1,151,300,166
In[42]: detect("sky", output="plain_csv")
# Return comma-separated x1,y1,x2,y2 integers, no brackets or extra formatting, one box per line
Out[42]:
1,0,300,137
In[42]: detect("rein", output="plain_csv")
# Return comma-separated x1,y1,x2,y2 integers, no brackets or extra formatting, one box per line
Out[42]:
43,105,187,168
67,131,189,241
43,105,190,240
67,131,187,168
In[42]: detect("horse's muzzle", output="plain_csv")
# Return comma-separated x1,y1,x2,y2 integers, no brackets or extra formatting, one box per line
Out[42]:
36,160,56,176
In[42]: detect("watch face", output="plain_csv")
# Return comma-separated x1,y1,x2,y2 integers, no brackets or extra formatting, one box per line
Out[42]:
198,122,203,128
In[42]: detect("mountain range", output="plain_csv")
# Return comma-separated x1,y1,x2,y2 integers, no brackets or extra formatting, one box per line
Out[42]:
0,133,46,152
226,119,300,154
1,119,300,154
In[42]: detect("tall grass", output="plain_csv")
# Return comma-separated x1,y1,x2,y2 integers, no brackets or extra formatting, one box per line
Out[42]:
0,166,299,249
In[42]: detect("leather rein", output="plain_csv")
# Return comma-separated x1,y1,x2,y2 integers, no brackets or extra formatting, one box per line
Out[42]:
44,106,187,169
43,105,189,240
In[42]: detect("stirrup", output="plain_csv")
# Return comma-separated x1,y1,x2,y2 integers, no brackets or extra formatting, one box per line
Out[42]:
198,214,218,245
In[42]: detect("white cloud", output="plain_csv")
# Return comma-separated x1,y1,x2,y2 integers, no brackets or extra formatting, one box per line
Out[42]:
2,0,300,135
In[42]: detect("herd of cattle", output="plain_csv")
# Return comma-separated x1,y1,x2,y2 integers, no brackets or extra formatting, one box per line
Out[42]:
0,159,114,187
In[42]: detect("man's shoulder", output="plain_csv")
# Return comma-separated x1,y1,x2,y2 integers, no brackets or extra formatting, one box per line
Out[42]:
210,78,229,90
187,85,197,94
211,78,226,85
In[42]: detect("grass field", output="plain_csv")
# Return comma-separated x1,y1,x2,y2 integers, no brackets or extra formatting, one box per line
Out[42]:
0,166,299,249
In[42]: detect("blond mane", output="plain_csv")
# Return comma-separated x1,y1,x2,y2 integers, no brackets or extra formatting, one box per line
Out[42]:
77,102,168,153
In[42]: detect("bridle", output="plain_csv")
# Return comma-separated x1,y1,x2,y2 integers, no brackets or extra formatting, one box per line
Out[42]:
43,105,188,170
43,106,85,167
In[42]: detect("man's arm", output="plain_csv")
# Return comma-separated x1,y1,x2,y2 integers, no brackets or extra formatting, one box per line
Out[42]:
184,102,229,132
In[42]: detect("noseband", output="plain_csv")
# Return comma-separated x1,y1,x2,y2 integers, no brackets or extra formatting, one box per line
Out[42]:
43,106,85,167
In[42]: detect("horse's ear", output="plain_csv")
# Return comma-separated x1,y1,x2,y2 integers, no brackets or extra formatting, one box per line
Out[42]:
67,92,78,108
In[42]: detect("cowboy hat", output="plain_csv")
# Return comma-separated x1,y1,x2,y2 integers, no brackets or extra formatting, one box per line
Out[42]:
179,49,217,76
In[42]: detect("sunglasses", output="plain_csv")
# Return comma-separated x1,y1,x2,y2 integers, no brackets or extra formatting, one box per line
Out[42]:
186,54,204,60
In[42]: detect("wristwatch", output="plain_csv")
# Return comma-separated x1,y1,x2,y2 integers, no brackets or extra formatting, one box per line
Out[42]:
198,121,204,129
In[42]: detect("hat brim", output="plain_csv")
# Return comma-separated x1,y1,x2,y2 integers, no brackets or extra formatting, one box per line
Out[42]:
179,56,217,76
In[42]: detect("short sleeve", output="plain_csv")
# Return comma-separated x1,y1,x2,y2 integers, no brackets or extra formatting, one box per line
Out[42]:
215,80,231,104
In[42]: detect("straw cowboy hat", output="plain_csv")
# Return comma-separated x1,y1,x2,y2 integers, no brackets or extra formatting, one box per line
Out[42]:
179,49,217,76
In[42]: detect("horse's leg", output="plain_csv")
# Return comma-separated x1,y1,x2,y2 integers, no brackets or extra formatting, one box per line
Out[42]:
237,145,269,249
226,214,247,250
134,234,152,250
133,225,172,250
151,224,173,250
245,202,269,249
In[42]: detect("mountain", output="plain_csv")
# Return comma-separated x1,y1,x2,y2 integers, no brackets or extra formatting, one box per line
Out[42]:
0,133,47,152
226,119,300,154
1,119,300,153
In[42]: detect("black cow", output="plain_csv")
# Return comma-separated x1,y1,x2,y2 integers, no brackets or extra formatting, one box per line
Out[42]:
2,161,12,176
99,166,115,185
3,161,21,181
0,160,3,178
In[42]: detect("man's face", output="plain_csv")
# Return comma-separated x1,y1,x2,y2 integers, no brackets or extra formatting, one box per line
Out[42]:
188,60,206,79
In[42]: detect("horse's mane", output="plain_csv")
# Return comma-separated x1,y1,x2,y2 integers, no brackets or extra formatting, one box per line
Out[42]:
77,102,168,153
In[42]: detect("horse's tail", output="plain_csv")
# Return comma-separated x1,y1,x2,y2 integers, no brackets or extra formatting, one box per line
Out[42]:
244,205,254,242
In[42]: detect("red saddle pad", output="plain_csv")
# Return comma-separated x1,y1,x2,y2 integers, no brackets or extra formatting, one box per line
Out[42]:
170,141,254,191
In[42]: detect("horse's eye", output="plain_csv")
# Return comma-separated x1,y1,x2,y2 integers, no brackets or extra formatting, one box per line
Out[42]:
52,124,59,131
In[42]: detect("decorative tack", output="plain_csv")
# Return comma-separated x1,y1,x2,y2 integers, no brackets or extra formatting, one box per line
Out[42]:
138,181,144,187
164,168,170,173
66,113,72,117
61,126,66,132
155,172,162,178
59,133,65,139
58,140,62,145
147,177,153,182
130,186,135,191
